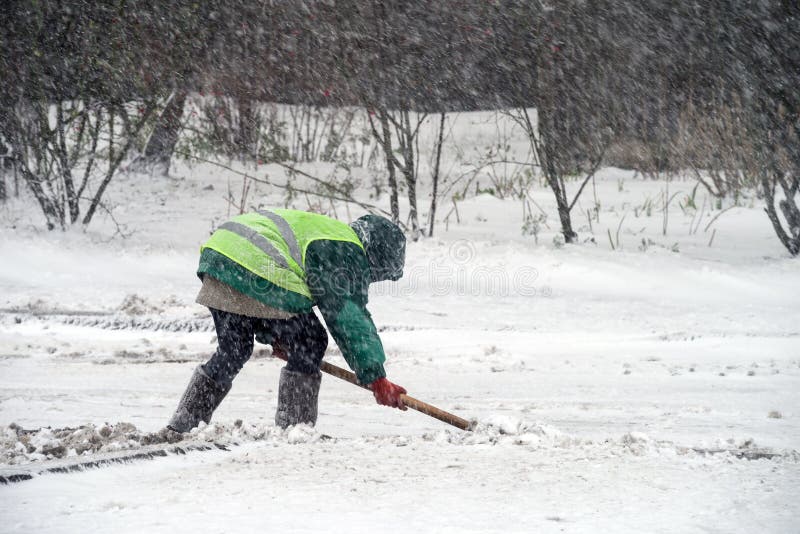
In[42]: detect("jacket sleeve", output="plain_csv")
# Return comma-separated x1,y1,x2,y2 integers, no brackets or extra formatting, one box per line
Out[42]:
305,241,387,385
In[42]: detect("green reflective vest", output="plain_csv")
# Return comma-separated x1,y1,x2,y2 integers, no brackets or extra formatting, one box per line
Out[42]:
202,209,365,300
198,209,387,384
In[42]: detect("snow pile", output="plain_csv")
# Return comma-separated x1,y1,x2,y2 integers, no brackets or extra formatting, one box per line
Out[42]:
0,421,325,466
62,315,214,333
412,416,799,462
430,415,578,448
2,418,796,472
1,422,145,464
190,420,324,445
5,308,215,334
117,294,175,316
615,431,680,457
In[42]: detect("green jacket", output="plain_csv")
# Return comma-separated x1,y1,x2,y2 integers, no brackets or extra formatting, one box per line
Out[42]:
198,210,396,385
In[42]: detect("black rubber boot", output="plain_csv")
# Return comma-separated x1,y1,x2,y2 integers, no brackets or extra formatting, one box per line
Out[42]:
275,367,322,428
167,366,232,433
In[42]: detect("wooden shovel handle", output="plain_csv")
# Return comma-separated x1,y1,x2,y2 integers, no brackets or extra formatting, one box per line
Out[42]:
320,361,473,431
273,351,472,431
398,394,473,432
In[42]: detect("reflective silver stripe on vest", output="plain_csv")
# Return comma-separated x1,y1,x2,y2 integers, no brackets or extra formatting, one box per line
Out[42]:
258,210,303,267
218,221,290,270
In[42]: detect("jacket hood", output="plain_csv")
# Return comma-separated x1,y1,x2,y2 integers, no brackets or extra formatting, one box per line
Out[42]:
350,215,406,283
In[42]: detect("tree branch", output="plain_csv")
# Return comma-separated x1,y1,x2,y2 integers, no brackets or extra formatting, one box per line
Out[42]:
173,149,403,227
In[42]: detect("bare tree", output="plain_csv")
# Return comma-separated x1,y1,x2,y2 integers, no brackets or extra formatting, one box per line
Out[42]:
368,107,427,238
513,108,607,243
140,90,188,175
428,112,447,237
4,98,157,229
761,167,800,256
0,148,8,203
367,109,400,224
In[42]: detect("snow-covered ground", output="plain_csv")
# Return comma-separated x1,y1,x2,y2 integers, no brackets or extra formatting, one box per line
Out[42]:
1,112,799,532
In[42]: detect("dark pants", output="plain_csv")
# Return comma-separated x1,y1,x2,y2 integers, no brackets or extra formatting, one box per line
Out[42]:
202,308,328,388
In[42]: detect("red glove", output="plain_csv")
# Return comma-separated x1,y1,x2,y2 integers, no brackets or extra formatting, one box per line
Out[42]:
369,377,408,410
